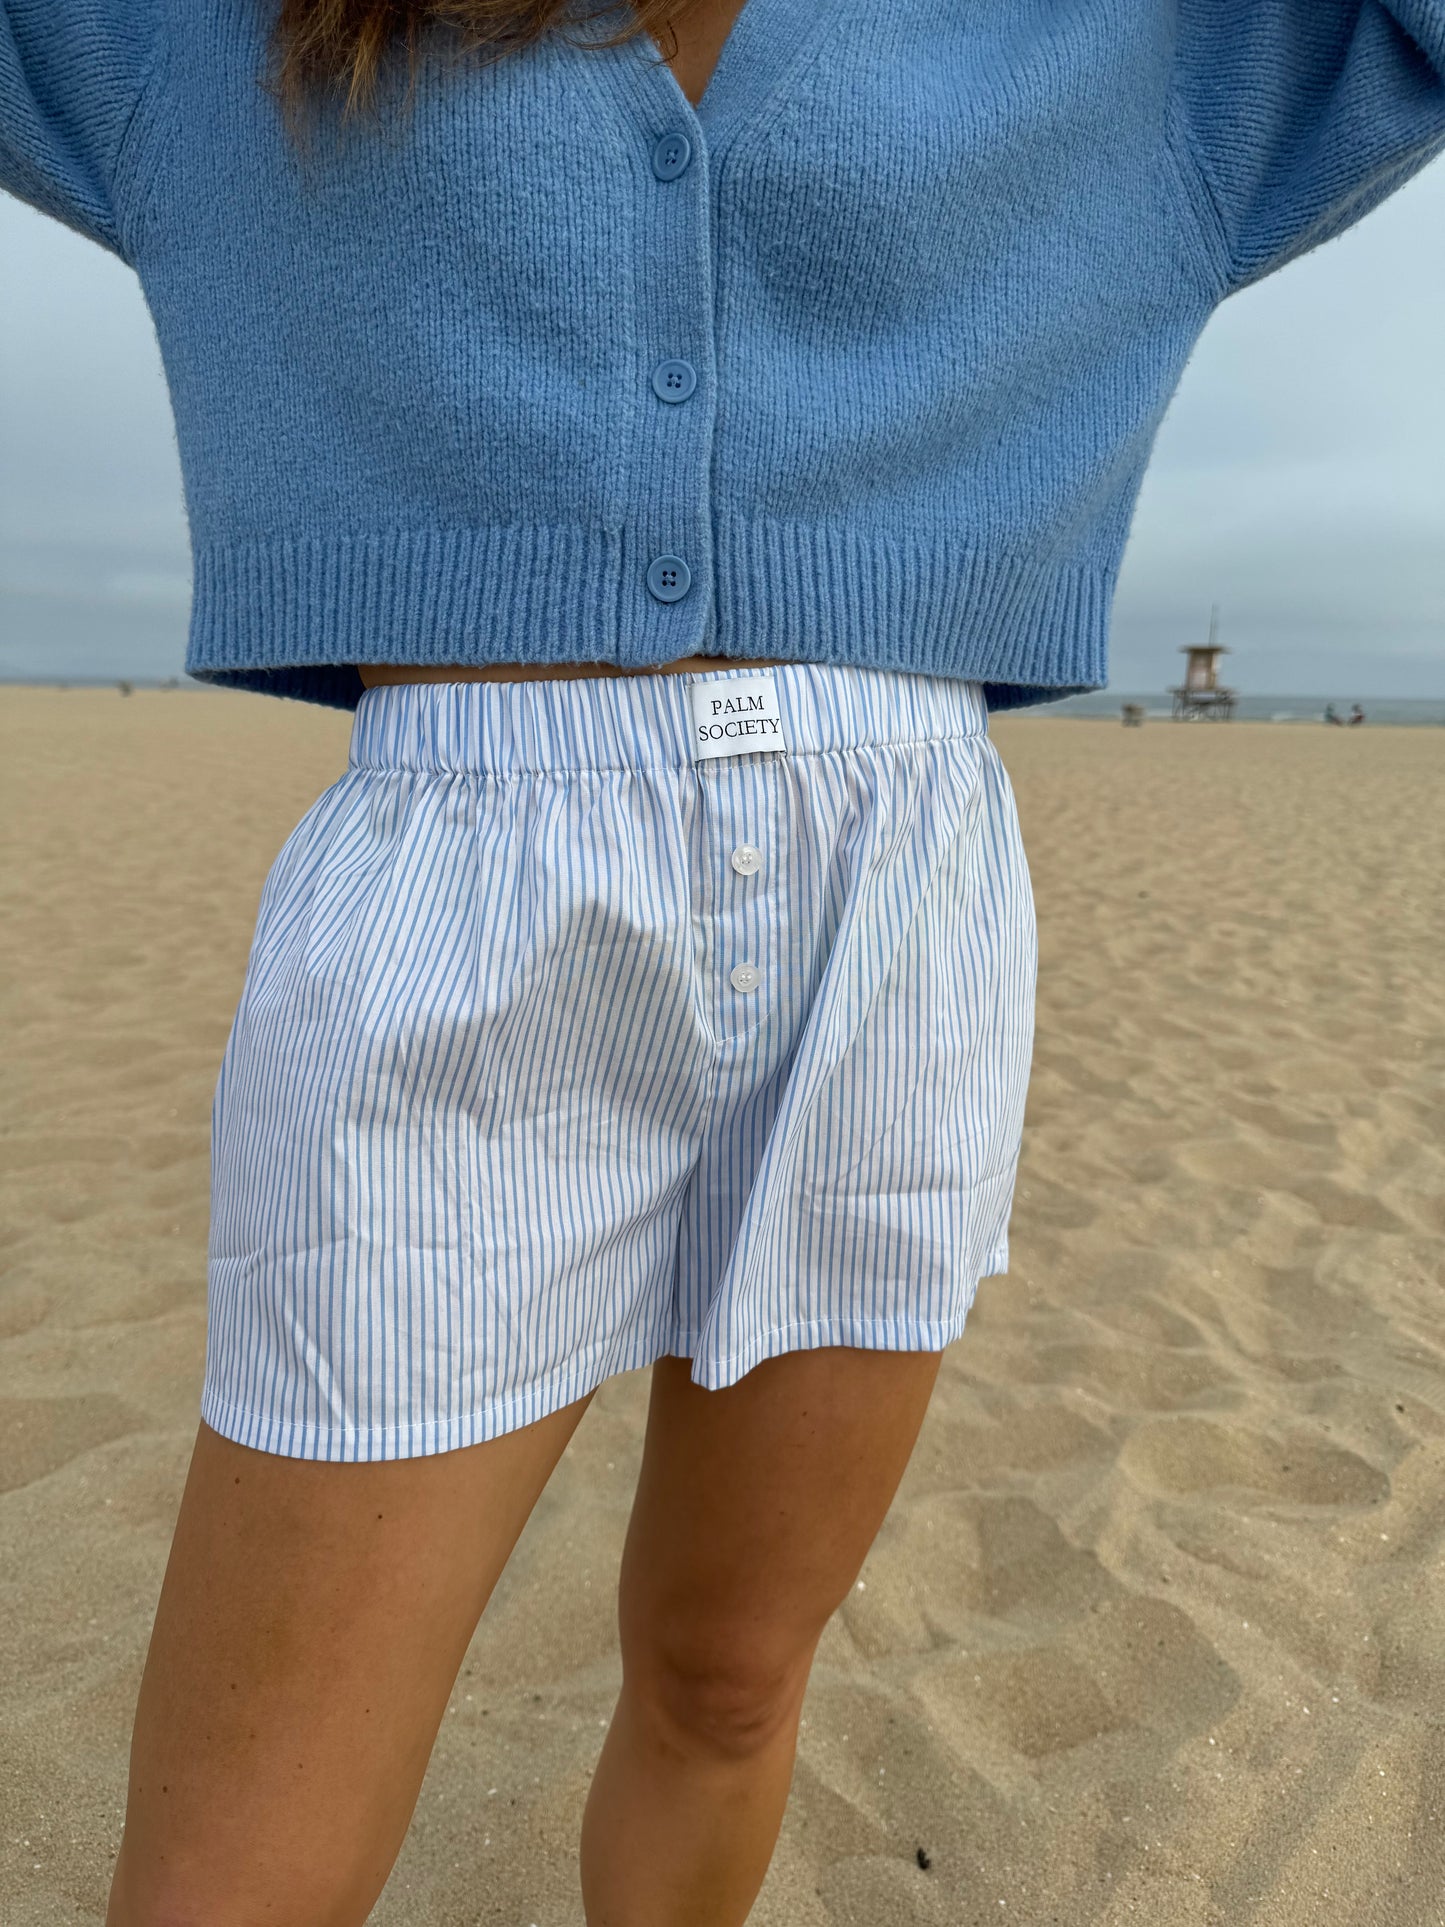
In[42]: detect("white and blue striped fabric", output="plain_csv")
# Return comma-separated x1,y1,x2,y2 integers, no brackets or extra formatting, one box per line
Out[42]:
203,663,1037,1461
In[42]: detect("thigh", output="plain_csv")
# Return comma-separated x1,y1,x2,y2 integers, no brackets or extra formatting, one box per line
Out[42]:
110,1401,590,1927
618,1348,943,1677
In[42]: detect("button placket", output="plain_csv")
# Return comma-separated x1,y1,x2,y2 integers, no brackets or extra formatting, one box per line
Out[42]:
650,127,692,180
636,113,716,646
652,358,698,404
726,837,764,995
646,554,692,602
701,779,779,1037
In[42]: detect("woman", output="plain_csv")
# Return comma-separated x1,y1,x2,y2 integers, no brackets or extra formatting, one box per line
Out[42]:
3,3,1442,1920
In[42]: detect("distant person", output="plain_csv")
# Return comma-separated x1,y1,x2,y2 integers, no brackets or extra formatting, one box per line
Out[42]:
1325,703,1343,725
4,3,1445,1923
1349,703,1367,726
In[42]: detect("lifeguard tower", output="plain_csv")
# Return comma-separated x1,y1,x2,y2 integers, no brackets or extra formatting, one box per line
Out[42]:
1170,606,1237,720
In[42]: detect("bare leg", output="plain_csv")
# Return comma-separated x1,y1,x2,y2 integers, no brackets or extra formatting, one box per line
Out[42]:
107,1400,591,1926
579,1347,944,1927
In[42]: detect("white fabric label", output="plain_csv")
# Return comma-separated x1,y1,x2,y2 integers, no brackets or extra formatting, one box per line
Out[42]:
689,674,790,761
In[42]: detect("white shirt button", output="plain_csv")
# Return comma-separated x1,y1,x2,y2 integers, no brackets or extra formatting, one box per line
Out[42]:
730,843,762,876
729,962,761,993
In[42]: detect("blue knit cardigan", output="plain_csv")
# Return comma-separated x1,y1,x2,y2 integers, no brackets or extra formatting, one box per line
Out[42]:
3,1,1443,709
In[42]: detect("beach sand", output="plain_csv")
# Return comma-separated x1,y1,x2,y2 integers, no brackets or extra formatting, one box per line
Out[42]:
2,687,1442,1926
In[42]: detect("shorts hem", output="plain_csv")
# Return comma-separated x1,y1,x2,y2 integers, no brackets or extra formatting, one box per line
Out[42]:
198,1323,664,1463
684,1241,1011,1393
199,1245,1011,1461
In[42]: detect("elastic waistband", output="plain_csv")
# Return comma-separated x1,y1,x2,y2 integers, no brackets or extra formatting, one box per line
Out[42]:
349,663,988,776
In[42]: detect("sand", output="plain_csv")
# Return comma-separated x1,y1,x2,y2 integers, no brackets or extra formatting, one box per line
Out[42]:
1,686,1442,1926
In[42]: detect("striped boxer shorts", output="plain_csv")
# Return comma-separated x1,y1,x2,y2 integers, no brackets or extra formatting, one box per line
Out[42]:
202,662,1037,1461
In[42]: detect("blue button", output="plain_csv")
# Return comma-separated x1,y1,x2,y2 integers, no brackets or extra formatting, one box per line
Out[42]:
646,555,692,603
652,358,698,404
651,129,692,181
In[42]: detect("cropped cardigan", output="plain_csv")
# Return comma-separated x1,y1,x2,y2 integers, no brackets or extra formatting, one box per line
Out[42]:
3,1,1444,708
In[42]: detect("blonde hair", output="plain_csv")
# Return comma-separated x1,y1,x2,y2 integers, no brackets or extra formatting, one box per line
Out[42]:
273,0,694,117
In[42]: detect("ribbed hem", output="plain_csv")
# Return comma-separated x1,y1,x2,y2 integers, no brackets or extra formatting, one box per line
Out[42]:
184,520,1112,713
712,518,1110,713
187,525,628,712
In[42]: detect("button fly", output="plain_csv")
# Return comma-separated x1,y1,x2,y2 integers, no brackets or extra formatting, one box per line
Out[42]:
729,962,761,993
646,555,692,603
652,358,698,403
730,844,762,876
651,129,692,180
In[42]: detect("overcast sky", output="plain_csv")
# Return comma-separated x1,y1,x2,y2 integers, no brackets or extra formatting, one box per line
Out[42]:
2,155,1443,696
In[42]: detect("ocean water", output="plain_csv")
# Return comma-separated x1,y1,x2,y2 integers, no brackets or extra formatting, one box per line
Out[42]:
1045,691,1445,727
3,678,1442,728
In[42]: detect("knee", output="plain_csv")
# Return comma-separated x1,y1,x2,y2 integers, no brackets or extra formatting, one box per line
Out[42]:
107,1849,200,1927
107,1844,369,1927
108,1873,213,1927
110,1886,362,1927
628,1637,813,1764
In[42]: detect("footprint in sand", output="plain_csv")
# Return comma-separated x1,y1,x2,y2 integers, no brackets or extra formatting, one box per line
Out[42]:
1120,1415,1387,1507
1,1134,122,1172
0,1284,49,1340
1013,1175,1097,1231
960,1492,1113,1617
1172,1136,1322,1189
1234,1099,1340,1147
1258,1263,1389,1346
1027,1340,1232,1412
918,1591,1238,1763
946,1646,1123,1758
133,1134,205,1175
0,1395,145,1494
1288,1177,1410,1234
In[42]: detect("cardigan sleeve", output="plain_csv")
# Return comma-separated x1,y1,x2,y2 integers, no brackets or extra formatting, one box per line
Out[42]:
1170,1,1445,291
0,0,164,260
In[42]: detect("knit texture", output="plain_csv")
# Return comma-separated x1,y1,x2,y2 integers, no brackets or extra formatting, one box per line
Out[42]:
4,0,1443,709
